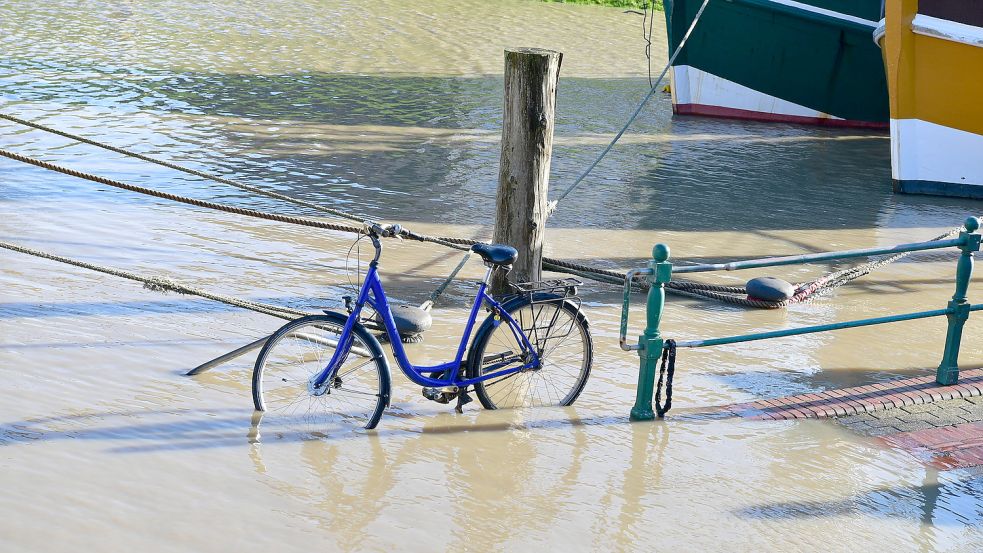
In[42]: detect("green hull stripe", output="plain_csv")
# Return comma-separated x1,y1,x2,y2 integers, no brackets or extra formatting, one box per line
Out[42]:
894,180,983,199
666,0,889,123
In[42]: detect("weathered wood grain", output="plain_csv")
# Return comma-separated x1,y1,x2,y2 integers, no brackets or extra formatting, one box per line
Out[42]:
492,47,562,294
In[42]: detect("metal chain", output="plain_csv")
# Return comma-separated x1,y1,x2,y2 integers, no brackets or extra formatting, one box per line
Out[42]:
655,339,676,418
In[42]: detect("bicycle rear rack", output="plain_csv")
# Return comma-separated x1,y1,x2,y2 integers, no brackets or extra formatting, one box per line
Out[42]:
510,277,582,297
508,277,584,344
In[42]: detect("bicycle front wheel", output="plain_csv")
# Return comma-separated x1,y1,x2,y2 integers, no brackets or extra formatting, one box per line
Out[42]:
467,295,592,409
252,313,391,434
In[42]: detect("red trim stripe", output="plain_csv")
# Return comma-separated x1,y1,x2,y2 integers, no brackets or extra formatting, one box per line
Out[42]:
674,103,889,130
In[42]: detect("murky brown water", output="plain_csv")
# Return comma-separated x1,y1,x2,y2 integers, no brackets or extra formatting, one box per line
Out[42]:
2,1,983,551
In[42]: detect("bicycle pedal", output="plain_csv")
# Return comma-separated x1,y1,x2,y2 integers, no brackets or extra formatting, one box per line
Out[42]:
454,391,473,414
423,387,452,404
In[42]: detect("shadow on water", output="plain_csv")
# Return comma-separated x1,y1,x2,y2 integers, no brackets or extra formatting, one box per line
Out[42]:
736,467,983,530
3,405,597,548
0,406,633,453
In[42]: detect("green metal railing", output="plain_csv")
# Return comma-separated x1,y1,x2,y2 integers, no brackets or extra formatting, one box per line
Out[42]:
619,217,983,421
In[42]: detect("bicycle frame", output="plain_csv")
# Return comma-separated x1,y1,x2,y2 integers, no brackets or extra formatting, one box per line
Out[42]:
313,239,539,390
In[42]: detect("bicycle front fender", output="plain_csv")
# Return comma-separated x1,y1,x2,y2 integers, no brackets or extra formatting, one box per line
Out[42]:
311,311,393,408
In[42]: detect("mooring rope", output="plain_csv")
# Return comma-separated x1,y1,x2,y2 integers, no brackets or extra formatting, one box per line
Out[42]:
0,146,476,252
787,226,963,302
641,1,658,89
546,0,712,216
0,112,368,224
0,0,708,224
0,147,619,290
0,113,478,251
0,143,953,310
0,239,310,321
548,226,964,309
0,0,916,313
0,147,369,232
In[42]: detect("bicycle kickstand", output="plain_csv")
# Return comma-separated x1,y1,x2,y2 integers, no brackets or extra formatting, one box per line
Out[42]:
455,389,473,414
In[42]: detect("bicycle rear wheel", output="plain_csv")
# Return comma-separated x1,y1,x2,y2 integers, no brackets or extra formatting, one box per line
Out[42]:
467,295,592,409
252,313,390,435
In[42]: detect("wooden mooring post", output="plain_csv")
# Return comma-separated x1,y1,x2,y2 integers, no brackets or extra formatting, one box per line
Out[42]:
491,47,562,294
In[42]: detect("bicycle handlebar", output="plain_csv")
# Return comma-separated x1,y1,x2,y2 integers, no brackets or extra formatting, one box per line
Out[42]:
361,221,429,243
362,220,407,238
360,222,431,267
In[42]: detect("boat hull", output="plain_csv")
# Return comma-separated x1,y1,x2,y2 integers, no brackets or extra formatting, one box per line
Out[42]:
879,1,983,198
665,0,889,128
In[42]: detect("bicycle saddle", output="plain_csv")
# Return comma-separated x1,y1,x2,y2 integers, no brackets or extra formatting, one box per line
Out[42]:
471,243,518,266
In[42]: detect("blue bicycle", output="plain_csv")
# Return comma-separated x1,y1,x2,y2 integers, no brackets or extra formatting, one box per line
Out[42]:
251,222,593,431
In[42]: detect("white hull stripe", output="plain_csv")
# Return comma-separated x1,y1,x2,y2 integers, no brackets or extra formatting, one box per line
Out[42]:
873,19,886,46
766,0,879,28
912,14,983,49
891,119,983,185
671,65,843,120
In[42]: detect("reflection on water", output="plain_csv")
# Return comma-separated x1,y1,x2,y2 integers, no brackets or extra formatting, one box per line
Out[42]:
6,405,983,550
3,0,983,551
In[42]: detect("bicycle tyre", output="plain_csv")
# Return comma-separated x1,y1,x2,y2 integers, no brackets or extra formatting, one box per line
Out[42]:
252,312,391,432
466,294,592,409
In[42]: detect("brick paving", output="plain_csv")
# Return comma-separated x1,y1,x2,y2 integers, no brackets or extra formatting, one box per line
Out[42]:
876,420,983,470
717,368,983,421
836,397,983,436
703,368,983,470
835,394,983,469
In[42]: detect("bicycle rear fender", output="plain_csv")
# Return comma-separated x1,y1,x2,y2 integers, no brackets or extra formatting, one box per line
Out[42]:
464,292,590,373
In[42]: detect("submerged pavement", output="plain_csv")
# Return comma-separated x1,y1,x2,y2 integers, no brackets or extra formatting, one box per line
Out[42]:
708,370,983,470
838,396,983,470
716,369,983,420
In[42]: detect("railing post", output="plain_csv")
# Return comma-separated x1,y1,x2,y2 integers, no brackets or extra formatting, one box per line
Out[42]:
937,216,981,385
630,244,672,421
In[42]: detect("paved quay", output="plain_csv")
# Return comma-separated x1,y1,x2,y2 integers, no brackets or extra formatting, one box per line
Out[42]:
836,395,983,436
718,368,983,421
837,396,983,470
702,369,983,470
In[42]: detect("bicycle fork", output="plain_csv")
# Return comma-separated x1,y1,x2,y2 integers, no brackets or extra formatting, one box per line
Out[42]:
311,329,357,392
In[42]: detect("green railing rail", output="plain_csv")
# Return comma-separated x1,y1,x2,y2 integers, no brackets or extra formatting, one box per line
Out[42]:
620,217,983,421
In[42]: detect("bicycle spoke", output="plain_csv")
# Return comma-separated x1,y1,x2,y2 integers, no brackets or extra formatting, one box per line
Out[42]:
253,316,388,435
473,301,591,409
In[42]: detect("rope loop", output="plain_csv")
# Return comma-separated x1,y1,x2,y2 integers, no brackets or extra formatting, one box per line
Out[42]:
143,276,182,294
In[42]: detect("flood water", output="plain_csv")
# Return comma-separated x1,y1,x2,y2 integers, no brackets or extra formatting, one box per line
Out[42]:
2,1,983,551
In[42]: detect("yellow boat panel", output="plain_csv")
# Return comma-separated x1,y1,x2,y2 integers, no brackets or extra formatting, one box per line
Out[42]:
883,0,983,137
